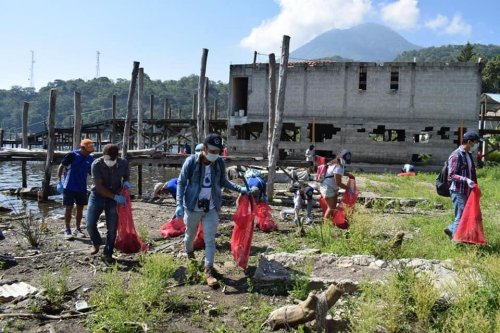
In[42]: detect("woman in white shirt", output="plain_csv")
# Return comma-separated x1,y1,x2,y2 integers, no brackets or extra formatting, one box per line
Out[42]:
319,149,355,223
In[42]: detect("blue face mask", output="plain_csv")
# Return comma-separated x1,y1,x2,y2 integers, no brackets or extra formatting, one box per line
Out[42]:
206,153,219,162
472,142,480,152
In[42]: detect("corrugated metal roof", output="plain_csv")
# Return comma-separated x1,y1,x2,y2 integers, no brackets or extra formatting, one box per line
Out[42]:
484,93,500,103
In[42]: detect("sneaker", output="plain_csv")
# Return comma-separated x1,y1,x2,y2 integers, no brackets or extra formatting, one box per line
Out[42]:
279,210,287,220
101,254,115,265
204,266,219,288
64,229,74,240
90,244,100,255
305,217,313,225
443,228,453,240
73,228,86,238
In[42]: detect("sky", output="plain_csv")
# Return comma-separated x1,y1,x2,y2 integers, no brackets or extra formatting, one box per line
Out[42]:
0,0,498,90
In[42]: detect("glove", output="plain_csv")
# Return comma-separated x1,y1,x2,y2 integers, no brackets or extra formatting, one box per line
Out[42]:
113,194,126,205
240,187,249,195
56,181,64,194
123,181,131,189
175,205,184,217
466,178,475,189
262,195,269,203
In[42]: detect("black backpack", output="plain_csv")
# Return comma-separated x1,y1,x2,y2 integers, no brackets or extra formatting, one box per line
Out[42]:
435,161,450,197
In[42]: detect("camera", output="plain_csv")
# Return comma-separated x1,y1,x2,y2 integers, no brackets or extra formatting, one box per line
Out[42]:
198,198,210,213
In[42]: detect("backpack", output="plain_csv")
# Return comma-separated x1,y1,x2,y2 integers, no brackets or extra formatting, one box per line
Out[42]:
435,161,450,197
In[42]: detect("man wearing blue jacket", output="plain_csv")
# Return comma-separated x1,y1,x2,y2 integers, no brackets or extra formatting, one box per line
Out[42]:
176,133,247,287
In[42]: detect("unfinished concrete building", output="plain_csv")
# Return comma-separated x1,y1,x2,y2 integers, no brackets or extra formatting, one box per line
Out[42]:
227,62,481,166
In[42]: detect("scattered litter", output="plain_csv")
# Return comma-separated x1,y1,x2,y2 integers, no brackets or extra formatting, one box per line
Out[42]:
0,282,38,303
75,299,90,312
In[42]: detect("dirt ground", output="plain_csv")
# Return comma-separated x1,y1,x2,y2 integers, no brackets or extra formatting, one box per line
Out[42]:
0,183,319,333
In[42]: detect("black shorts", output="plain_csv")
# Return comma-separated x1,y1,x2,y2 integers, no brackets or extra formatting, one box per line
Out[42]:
63,189,88,206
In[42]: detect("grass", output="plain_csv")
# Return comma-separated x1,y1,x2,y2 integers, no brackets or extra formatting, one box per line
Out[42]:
41,266,70,307
87,253,179,333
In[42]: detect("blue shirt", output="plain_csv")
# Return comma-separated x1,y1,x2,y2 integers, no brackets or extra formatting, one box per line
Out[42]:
61,150,94,193
164,178,178,198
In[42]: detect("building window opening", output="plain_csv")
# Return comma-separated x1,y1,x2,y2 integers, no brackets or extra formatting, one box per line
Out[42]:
369,125,405,142
280,123,301,142
359,66,367,90
390,67,399,90
308,123,340,142
231,77,248,116
235,122,264,140
413,131,431,144
437,127,450,140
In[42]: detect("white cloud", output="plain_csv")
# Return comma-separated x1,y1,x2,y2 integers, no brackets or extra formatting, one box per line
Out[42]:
380,0,420,29
445,14,471,36
424,13,471,36
424,14,448,30
240,0,373,54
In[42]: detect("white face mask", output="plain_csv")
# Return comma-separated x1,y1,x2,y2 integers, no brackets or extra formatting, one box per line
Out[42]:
104,159,117,167
205,153,219,162
472,142,480,152
340,158,346,166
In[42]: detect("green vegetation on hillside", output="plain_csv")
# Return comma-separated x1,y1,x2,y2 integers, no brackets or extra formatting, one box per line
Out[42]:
0,74,228,133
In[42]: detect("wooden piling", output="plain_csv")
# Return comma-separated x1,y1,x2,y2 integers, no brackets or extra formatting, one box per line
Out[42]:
122,61,140,159
43,89,57,201
149,94,154,147
197,48,208,142
137,165,143,196
21,102,29,187
203,77,210,138
253,51,257,66
111,94,117,143
137,67,145,149
267,53,277,158
267,36,290,200
73,91,82,150
0,129,3,148
214,98,218,120
192,93,198,143
163,98,169,120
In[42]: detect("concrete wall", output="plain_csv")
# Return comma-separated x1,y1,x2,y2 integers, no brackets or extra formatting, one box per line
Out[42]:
227,62,481,165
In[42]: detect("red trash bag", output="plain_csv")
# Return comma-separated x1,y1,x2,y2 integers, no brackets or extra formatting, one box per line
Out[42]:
319,196,349,229
231,195,255,269
193,223,205,250
343,179,359,208
159,216,186,238
315,155,326,166
453,186,487,245
115,189,148,254
255,202,278,232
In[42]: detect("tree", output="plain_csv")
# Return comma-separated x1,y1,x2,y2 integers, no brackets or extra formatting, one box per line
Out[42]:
456,42,476,62
482,56,500,93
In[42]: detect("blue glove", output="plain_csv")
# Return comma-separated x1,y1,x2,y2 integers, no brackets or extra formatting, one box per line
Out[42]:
113,194,126,205
240,187,249,194
466,178,475,189
123,181,131,189
175,205,184,217
56,181,64,194
262,195,269,203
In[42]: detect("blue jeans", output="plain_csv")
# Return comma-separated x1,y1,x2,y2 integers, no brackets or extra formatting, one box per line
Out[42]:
184,208,219,267
447,191,467,236
86,192,118,256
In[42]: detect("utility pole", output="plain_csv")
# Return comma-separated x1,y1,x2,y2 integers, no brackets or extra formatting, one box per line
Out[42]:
29,50,35,88
96,51,100,78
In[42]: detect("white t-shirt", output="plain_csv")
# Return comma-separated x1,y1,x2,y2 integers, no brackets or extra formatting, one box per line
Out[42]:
305,149,314,162
196,165,215,210
322,164,344,188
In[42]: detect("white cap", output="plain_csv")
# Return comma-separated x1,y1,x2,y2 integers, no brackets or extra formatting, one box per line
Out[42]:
152,182,164,197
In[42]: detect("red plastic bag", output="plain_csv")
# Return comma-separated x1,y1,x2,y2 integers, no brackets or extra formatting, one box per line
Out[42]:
231,195,255,269
115,189,148,254
159,216,186,238
255,202,278,232
315,155,326,166
193,223,205,250
343,179,359,208
319,196,349,229
453,186,487,245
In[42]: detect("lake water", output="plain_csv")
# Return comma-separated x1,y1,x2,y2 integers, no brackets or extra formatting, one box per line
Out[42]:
0,161,180,218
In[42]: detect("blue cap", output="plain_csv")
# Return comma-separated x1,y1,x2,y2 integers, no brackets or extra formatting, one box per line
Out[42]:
204,133,223,150
463,131,482,142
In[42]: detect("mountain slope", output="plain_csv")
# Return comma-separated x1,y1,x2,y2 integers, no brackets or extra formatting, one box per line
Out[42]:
291,23,422,61
394,44,500,62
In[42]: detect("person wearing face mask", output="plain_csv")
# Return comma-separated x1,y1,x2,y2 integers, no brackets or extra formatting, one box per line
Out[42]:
319,149,355,225
444,131,482,240
176,133,247,287
56,139,95,240
86,144,131,263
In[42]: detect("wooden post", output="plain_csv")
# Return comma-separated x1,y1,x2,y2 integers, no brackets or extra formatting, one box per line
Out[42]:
0,129,3,148
214,98,218,120
203,77,210,138
253,51,257,66
73,91,82,150
267,53,277,158
267,36,290,201
192,93,198,144
137,165,143,196
149,94,154,147
163,97,169,120
111,94,117,143
197,48,209,142
43,89,57,201
122,61,140,159
312,117,316,145
137,67,145,149
21,102,29,188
